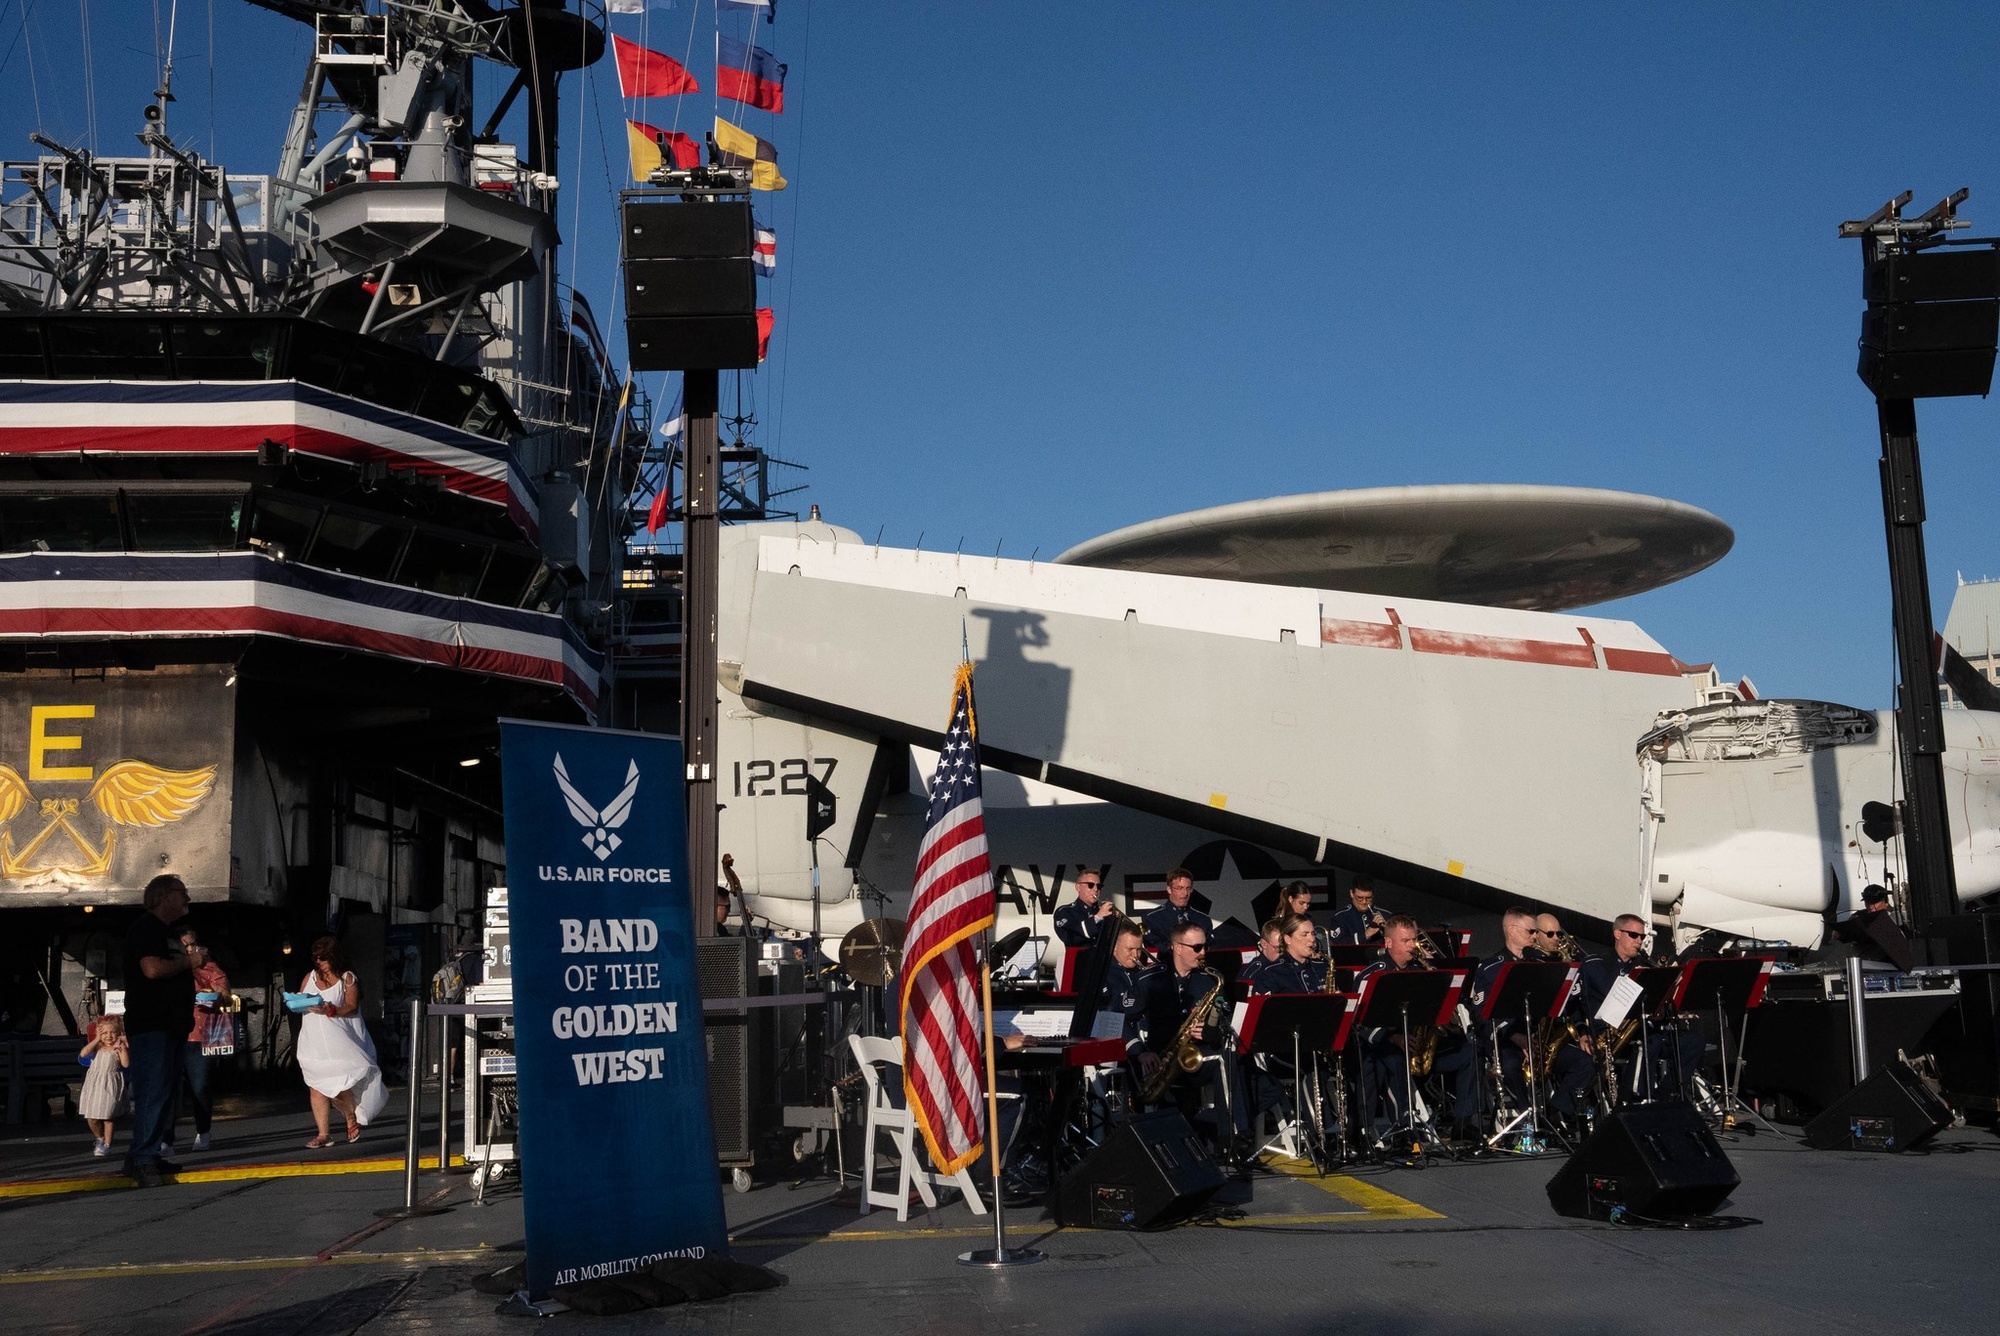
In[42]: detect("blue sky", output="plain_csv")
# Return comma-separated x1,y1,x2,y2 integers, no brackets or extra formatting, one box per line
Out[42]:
4,2,1998,709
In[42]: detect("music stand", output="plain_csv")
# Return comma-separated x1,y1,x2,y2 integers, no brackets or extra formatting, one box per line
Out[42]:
1237,995,1354,1171
1602,966,1683,1103
1349,970,1466,1158
1672,956,1776,1133
1474,961,1578,1149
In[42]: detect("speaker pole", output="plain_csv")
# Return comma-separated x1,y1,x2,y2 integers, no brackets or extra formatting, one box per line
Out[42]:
684,368,720,940
959,938,1043,1267
1846,956,1872,1084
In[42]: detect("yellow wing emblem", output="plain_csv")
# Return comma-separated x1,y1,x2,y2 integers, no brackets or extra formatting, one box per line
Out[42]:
89,762,217,828
0,766,27,825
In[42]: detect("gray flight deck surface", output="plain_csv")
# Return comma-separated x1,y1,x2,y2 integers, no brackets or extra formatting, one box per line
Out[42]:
1,1094,1995,1335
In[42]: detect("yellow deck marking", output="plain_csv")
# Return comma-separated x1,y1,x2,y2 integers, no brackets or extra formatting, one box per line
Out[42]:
0,1154,466,1200
1260,1155,1445,1220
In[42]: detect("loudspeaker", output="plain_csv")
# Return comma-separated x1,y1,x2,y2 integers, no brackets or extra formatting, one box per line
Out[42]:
626,316,761,372
1055,1110,1225,1231
622,201,753,259
1803,1060,1953,1152
625,259,755,317
1546,1103,1739,1221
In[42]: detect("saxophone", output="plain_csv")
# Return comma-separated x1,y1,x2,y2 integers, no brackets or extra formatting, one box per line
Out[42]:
1531,934,1583,1083
1140,968,1226,1104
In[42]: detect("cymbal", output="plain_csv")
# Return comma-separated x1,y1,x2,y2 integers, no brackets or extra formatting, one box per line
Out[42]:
839,917,906,988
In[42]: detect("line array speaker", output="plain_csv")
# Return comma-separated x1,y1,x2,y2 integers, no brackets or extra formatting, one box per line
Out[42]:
1054,1110,1225,1231
1545,1102,1740,1221
621,200,758,371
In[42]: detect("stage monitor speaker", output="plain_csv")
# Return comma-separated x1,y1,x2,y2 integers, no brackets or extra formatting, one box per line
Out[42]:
1546,1103,1739,1221
1055,1110,1225,1231
622,200,753,260
1802,1060,1952,1153
626,316,761,372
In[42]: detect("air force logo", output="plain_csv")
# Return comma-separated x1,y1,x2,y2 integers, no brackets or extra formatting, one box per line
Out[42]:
554,753,640,861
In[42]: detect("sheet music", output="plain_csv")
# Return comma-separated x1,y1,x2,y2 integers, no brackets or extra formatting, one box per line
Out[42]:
991,1008,1072,1038
1232,1001,1249,1036
1594,974,1643,1027
1090,1010,1125,1040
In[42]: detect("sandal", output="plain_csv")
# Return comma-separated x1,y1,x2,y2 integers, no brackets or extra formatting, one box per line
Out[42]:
345,1121,361,1144
305,1135,334,1149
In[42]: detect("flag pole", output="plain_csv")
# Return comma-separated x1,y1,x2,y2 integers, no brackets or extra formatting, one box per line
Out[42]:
958,931,1042,1267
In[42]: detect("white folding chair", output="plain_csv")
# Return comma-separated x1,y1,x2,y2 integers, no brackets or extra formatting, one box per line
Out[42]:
848,1034,987,1220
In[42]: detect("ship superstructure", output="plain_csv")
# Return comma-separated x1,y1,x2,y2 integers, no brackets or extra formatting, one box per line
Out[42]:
0,1,640,1060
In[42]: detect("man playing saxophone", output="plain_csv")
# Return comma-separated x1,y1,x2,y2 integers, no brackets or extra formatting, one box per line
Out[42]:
1529,913,1599,1134
1136,923,1250,1155
1577,913,1702,1102
1471,908,1592,1133
1353,915,1480,1141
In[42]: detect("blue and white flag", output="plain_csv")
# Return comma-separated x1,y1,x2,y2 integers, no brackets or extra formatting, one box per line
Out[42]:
659,404,686,441
753,221,776,277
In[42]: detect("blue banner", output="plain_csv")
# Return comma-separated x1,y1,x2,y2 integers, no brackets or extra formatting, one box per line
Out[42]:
499,720,726,1296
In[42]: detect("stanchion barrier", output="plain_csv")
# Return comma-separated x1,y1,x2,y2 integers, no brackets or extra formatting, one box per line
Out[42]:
376,995,449,1219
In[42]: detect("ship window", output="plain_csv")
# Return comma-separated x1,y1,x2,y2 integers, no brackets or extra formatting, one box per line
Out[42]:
418,375,482,433
0,322,47,376
478,547,540,606
309,510,407,581
293,336,346,392
46,320,171,378
169,321,281,380
0,492,122,553
126,492,246,551
461,385,511,440
338,343,428,414
248,497,321,562
400,530,490,598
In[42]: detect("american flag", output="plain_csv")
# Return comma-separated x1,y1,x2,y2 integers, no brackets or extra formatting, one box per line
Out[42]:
899,662,996,1177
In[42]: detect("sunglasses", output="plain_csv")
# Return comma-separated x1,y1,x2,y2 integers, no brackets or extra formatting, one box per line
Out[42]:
1177,943,1207,952
1617,929,1646,938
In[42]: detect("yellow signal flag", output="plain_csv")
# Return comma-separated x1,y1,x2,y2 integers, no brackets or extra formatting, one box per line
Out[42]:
712,117,787,191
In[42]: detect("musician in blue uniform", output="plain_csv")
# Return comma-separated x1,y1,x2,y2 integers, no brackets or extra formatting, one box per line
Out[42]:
1278,883,1334,957
1255,914,1331,994
1532,912,1600,1129
1053,870,1118,949
1329,876,1386,947
1136,922,1248,1155
1470,907,1592,1134
1140,867,1212,952
1353,915,1479,1140
1579,914,1701,1102
1239,919,1285,991
1099,922,1155,1059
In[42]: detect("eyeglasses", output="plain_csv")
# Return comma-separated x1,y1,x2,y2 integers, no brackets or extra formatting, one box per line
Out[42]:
1616,929,1646,939
1177,943,1207,952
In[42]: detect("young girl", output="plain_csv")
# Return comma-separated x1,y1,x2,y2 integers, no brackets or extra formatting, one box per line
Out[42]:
78,1014,131,1157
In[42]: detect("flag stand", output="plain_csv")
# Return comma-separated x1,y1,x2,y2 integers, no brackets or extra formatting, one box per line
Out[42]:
957,946,1043,1268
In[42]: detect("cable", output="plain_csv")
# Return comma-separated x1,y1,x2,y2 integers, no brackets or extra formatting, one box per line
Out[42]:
1609,1209,1760,1231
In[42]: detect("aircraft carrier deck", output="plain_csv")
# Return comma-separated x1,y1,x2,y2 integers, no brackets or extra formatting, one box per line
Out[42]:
2,1092,1993,1334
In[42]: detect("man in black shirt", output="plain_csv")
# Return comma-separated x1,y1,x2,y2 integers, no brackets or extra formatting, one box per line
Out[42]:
123,874,206,1183
1832,884,1915,973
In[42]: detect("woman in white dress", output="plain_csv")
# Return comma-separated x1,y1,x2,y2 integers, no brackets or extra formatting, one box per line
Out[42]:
297,936,388,1148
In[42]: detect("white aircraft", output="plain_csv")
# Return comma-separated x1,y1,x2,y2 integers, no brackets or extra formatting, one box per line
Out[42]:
709,486,2000,958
